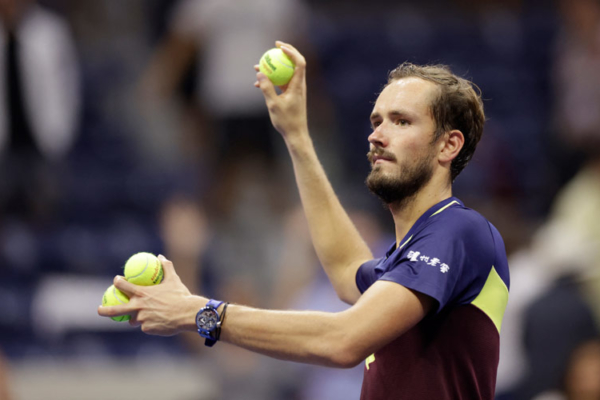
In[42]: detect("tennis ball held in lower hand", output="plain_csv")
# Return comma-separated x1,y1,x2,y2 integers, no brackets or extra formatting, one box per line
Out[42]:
102,285,130,322
124,252,164,286
259,48,295,86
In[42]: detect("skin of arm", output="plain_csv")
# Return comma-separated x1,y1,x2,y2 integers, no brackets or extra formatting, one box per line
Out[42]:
98,256,434,368
255,42,373,305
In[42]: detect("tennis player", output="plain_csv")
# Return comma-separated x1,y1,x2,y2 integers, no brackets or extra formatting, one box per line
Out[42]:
99,41,509,399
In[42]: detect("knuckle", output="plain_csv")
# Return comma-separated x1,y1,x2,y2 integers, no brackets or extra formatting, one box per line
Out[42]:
128,299,140,310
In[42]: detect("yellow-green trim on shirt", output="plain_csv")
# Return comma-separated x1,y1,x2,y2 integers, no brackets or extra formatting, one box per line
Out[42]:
471,266,509,333
430,200,460,217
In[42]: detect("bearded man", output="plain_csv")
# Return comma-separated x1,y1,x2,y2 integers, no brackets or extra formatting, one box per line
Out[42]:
100,42,510,400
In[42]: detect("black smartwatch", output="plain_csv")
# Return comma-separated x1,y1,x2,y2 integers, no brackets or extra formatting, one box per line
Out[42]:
196,299,224,347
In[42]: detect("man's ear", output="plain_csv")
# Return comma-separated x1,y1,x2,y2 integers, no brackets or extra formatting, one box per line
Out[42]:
438,129,464,164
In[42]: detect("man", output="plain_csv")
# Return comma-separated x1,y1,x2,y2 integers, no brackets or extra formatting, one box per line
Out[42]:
0,0,80,223
99,42,509,399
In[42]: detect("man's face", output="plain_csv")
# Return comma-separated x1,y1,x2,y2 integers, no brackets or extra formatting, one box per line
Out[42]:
366,77,440,205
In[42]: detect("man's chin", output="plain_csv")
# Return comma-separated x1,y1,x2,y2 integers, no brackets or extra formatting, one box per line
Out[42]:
368,166,394,181
365,170,423,206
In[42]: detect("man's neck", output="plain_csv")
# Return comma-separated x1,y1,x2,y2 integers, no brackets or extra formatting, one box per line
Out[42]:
389,178,453,248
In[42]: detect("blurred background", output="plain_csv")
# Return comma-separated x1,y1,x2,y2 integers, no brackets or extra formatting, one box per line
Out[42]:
1,0,600,399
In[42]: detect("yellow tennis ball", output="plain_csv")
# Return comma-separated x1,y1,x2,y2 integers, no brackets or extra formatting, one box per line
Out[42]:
259,48,295,86
124,252,164,286
102,285,130,322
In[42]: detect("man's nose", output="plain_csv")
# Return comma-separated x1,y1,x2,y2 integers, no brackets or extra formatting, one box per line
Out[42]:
368,124,388,147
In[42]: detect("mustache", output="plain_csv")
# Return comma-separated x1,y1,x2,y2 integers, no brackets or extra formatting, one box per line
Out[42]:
367,148,397,163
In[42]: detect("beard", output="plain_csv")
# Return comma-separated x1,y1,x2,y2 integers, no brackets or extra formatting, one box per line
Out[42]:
365,149,435,206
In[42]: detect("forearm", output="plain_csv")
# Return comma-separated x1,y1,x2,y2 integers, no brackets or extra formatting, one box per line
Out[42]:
217,303,359,368
175,295,360,367
286,132,373,302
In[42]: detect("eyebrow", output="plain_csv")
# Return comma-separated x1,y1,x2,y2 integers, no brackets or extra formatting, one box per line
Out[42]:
370,110,416,122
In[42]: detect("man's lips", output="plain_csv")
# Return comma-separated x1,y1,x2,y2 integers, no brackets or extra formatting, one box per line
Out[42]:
368,151,396,164
372,155,394,163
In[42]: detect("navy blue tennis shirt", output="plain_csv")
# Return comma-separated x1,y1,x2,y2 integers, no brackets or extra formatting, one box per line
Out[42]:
356,197,509,400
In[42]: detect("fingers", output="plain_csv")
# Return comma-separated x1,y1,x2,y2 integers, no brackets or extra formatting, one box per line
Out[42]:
253,65,261,87
276,41,306,90
276,41,299,53
129,312,141,327
158,254,178,282
114,276,142,297
98,303,134,318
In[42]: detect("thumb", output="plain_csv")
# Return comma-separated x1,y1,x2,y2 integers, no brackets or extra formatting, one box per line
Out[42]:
158,254,178,282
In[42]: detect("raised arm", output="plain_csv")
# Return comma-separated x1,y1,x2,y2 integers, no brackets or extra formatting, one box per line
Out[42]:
255,42,372,304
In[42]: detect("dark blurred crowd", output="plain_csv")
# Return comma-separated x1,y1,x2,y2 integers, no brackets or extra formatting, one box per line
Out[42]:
1,0,600,399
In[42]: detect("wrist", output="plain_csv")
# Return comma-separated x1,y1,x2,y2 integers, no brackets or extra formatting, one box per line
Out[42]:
182,296,206,332
195,298,229,347
285,131,313,156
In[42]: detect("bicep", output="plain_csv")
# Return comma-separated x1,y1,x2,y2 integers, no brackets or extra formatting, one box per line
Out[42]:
339,280,435,362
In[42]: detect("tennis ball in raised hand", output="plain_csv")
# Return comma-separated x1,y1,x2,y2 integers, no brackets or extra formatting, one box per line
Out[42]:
124,252,164,286
259,48,295,86
102,285,130,322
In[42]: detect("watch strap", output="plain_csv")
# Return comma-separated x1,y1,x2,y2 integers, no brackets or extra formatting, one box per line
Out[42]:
215,302,229,341
206,299,224,310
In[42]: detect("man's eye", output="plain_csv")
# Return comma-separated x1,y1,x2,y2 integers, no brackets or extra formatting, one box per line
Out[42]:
398,119,410,126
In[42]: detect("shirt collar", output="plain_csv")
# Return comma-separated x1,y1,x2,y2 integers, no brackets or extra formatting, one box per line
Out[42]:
384,197,463,258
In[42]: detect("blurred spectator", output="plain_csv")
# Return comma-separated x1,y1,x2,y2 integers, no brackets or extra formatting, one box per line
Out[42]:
0,0,80,222
160,194,209,290
196,154,293,398
159,193,210,355
139,0,312,170
496,2,600,396
0,350,12,400
548,160,600,323
562,340,600,400
554,0,600,157
514,275,599,400
497,161,600,398
533,340,600,400
159,193,288,400
138,2,319,322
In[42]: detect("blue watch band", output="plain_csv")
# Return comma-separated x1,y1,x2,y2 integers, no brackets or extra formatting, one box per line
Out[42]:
207,299,224,310
196,299,224,347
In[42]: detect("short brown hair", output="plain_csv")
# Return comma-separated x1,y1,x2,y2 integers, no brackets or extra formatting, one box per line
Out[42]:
387,63,485,181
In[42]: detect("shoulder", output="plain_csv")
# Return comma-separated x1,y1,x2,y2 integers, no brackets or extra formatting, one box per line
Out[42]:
418,203,494,248
407,202,504,282
419,203,510,288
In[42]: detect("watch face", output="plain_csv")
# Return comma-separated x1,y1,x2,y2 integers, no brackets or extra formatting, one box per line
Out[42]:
197,308,219,331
